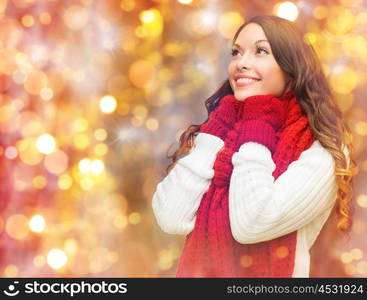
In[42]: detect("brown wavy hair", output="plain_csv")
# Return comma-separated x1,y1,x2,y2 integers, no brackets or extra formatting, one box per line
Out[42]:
165,15,358,236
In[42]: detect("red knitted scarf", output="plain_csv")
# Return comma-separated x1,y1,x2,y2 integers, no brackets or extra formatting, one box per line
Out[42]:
176,91,315,277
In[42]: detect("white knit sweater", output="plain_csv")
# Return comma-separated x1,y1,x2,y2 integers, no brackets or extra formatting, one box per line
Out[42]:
152,132,346,277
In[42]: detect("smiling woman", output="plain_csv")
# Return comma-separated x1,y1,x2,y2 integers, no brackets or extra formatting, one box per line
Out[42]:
152,14,357,278
228,23,292,100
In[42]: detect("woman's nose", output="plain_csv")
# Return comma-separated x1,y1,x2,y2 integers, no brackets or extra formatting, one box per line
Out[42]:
236,52,251,70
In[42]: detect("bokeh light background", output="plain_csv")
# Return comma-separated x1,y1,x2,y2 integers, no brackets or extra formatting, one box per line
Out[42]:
0,0,366,277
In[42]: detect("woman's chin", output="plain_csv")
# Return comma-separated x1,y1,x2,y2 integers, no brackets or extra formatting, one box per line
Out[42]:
234,91,256,102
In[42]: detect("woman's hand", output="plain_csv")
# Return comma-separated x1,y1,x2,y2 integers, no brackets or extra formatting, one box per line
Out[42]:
199,94,243,140
233,93,290,153
241,94,289,131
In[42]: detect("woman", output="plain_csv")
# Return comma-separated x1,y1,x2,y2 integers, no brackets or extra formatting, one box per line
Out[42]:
152,15,357,277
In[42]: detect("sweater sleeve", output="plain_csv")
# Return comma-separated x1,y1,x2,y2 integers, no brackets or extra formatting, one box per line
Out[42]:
152,132,224,235
228,140,338,244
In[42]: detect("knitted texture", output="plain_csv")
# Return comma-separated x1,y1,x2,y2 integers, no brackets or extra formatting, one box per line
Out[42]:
199,94,242,139
233,93,290,154
176,90,315,277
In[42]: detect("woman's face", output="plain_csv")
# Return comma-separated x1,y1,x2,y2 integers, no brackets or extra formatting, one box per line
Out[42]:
227,23,292,101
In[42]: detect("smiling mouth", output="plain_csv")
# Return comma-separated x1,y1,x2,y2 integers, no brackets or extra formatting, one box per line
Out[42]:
235,78,261,87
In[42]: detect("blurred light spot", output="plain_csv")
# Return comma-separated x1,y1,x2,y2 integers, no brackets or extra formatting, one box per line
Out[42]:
39,12,52,25
313,5,328,19
163,42,189,57
73,118,89,132
128,60,155,88
44,149,69,174
186,10,217,38
4,265,19,277
27,45,49,69
32,175,47,189
325,9,355,36
79,159,91,173
6,214,29,240
114,215,128,229
344,264,356,276
4,146,18,159
275,1,299,21
94,143,108,156
140,9,156,23
47,249,68,270
36,133,56,154
330,66,358,94
21,119,44,137
355,122,367,136
64,238,78,255
80,177,94,190
145,118,159,131
342,35,367,58
58,174,73,190
99,95,117,114
22,14,35,27
0,105,13,123
90,159,105,175
11,98,25,111
73,134,90,150
18,138,43,165
14,180,27,191
135,25,148,38
240,255,253,268
341,252,353,264
335,93,354,112
357,194,367,208
133,104,148,119
107,251,119,263
218,12,244,39
352,219,365,234
351,248,363,260
138,8,163,38
356,261,367,274
130,116,144,127
304,32,317,45
33,255,46,267
128,212,141,225
158,250,173,270
0,48,18,75
29,214,46,233
178,0,193,4
18,111,43,137
63,5,88,30
24,70,48,95
61,220,73,232
40,87,54,101
120,0,136,12
94,128,108,141
12,70,26,84
276,246,289,259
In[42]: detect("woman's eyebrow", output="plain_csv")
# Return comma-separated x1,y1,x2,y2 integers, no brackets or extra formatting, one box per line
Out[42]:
233,39,269,49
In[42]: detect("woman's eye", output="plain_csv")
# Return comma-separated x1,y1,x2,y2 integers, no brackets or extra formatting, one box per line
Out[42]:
231,49,240,56
231,47,268,57
256,47,269,54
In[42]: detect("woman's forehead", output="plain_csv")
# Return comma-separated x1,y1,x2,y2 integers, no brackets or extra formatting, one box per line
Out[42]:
235,23,267,45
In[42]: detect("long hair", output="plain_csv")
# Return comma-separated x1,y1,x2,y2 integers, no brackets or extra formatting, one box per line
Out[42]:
165,15,358,235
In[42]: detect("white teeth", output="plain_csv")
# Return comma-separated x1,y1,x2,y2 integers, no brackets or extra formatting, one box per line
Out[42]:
236,78,260,83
